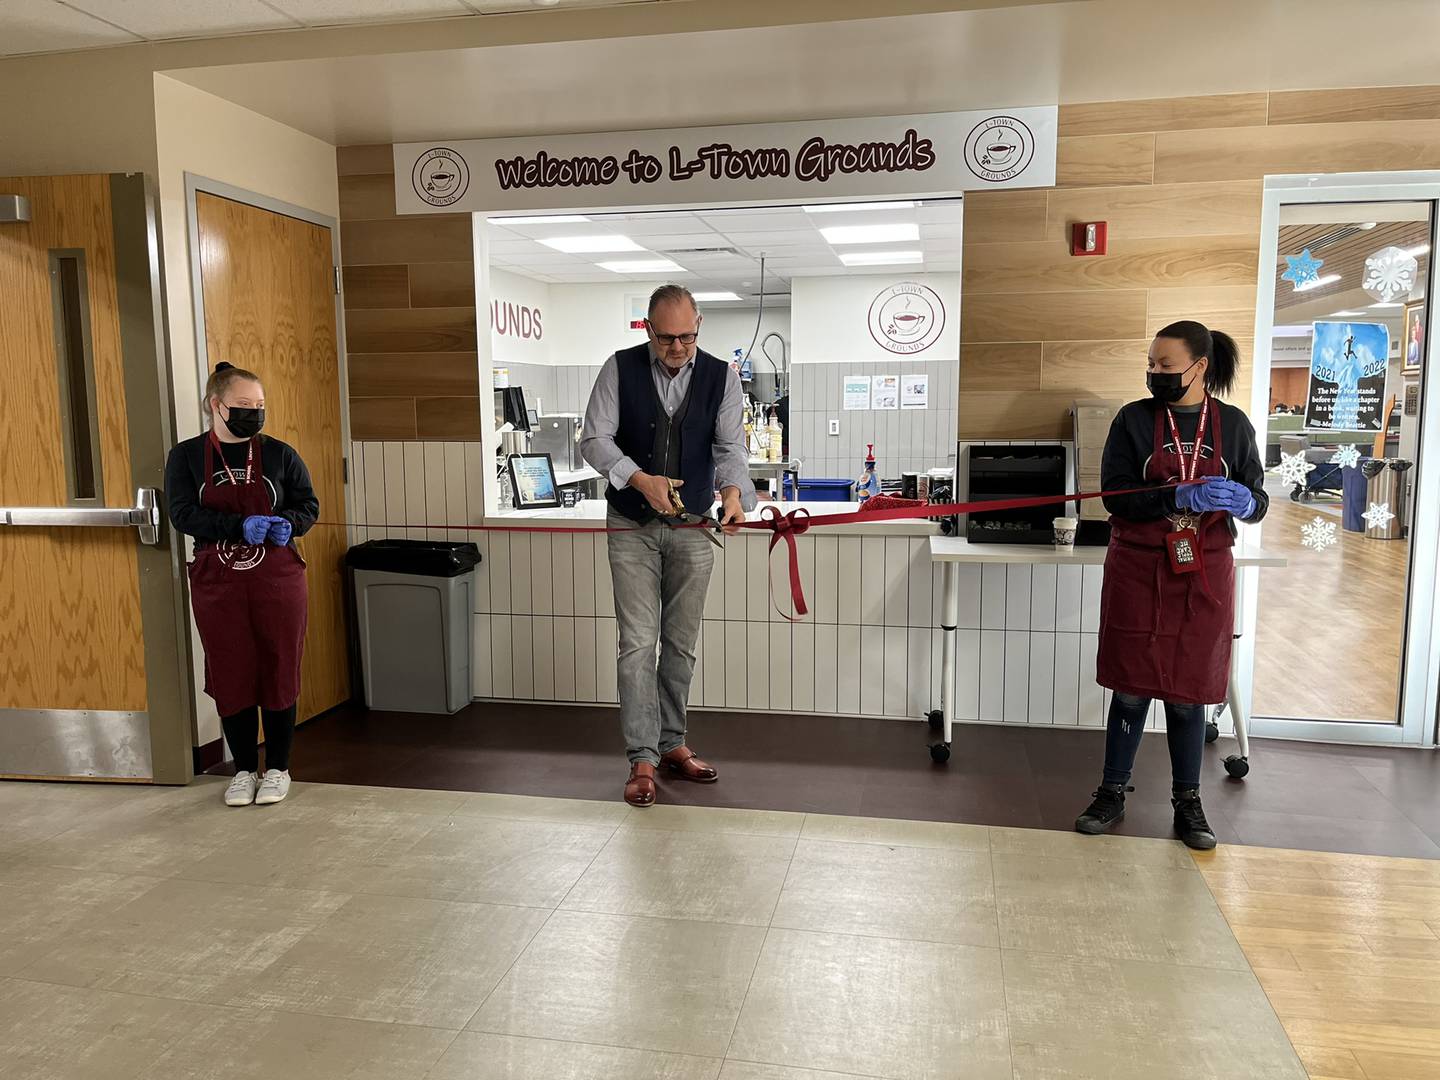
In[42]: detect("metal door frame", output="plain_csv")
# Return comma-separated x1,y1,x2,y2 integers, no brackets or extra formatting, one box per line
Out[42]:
1243,171,1440,747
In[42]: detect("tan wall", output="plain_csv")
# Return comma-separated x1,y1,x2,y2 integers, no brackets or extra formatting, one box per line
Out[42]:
1269,368,1309,413
960,86,1440,439
338,146,480,440
153,74,341,748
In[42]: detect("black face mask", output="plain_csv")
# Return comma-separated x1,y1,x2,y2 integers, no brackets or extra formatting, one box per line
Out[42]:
220,405,265,439
1147,360,1201,405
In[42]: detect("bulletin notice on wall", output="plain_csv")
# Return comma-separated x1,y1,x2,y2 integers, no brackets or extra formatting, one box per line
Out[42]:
901,374,929,409
873,375,899,410
843,375,871,410
1305,321,1388,431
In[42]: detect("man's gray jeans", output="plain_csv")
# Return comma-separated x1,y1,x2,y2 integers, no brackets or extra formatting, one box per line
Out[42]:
607,511,715,766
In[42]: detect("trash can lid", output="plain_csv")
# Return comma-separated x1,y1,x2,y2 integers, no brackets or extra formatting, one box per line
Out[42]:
345,538,481,577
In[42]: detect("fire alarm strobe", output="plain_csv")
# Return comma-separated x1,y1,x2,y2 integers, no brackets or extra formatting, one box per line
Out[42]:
1071,221,1107,256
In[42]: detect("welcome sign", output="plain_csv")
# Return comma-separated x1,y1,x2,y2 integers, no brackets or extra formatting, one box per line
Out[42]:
393,108,1058,215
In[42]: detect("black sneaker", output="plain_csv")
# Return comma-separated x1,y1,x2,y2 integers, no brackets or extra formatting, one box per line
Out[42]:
1172,789,1217,850
1075,782,1130,835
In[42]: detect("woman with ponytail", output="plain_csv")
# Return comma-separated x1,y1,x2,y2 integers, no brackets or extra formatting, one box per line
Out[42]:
1075,322,1267,849
164,363,318,807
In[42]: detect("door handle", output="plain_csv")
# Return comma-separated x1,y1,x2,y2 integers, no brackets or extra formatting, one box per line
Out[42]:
1,487,161,545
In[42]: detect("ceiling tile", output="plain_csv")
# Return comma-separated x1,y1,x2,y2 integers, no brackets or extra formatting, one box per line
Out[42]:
64,0,297,37
267,1,470,26
0,0,140,55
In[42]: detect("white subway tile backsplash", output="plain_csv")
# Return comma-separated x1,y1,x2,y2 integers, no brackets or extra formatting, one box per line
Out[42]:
352,439,1141,727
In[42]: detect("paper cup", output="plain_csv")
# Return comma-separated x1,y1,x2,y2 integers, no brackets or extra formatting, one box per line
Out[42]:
1053,516,1078,549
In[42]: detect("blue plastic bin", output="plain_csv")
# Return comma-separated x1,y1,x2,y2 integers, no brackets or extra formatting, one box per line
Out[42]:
788,477,855,502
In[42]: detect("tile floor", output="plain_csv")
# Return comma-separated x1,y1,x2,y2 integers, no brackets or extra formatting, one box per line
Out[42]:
0,777,1309,1080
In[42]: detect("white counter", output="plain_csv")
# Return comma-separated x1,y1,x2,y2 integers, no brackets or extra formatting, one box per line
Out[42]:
490,499,941,537
929,537,1286,568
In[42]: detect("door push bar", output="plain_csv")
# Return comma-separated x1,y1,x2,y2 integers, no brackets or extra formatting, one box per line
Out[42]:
0,487,161,545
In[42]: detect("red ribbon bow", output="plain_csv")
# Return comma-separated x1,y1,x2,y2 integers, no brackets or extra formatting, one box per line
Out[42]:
756,505,813,620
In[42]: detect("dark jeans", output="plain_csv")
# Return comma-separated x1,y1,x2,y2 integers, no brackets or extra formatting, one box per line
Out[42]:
1101,693,1205,792
222,704,296,774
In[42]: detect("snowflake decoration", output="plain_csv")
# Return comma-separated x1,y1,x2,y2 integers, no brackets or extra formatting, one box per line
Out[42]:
1363,502,1396,530
1281,248,1325,291
1329,443,1362,469
1301,516,1338,552
1363,245,1418,303
1276,450,1317,487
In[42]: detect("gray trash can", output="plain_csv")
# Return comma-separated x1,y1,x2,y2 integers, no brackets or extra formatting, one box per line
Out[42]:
1362,459,1411,540
346,539,481,714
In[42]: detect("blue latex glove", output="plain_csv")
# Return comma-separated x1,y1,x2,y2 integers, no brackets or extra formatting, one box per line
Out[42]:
1175,481,1228,514
241,515,271,545
1210,479,1257,520
1177,480,1255,518
266,516,293,546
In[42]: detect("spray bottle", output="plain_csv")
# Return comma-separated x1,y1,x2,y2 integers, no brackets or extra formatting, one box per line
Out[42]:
856,443,880,505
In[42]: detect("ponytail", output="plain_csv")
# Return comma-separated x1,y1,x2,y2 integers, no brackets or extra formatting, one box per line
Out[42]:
1156,320,1240,397
202,362,263,422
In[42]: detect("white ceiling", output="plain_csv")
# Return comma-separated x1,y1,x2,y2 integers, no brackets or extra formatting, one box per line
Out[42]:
0,0,633,57
154,0,1440,147
487,198,965,302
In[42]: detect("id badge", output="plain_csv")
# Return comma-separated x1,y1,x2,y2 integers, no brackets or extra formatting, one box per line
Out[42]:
1166,529,1201,575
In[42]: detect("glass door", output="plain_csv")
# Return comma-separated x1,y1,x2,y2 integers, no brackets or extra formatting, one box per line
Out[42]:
1246,179,1440,745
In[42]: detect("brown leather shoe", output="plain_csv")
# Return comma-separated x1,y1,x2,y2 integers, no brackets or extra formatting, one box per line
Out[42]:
625,762,657,807
660,746,718,783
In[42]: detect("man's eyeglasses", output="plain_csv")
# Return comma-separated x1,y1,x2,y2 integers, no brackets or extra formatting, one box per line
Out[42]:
647,323,698,347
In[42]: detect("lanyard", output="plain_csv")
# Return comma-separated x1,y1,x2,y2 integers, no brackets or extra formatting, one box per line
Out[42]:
1164,397,1209,483
210,432,253,487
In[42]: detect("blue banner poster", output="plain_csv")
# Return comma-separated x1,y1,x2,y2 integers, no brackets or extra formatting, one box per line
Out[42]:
1305,321,1389,431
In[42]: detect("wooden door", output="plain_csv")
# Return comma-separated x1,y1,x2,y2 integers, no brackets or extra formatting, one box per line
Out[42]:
194,192,349,723
0,175,145,710
0,173,193,783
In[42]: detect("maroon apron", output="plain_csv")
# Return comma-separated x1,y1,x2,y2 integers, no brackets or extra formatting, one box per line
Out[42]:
188,433,308,716
1096,397,1235,705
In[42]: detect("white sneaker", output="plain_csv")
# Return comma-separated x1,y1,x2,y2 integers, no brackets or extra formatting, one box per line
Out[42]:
254,769,291,806
225,771,258,807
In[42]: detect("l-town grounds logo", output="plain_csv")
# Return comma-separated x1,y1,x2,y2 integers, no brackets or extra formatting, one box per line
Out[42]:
412,147,471,207
963,115,1036,183
868,282,946,355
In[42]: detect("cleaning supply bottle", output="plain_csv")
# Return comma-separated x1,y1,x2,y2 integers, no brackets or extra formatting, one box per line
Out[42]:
856,443,880,504
767,408,783,463
743,400,755,459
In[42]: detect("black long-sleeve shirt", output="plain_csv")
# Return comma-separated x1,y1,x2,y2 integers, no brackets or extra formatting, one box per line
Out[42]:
1101,398,1268,535
164,433,319,550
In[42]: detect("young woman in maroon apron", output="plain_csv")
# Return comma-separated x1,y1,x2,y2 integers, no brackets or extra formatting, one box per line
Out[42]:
1075,322,1268,849
165,363,318,807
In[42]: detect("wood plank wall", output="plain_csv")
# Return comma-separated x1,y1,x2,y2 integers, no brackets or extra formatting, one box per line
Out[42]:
961,86,1440,439
337,144,480,440
337,85,1440,443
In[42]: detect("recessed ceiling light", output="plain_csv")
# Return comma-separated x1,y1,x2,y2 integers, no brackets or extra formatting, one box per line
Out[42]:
540,235,644,253
1405,243,1430,257
803,201,916,214
489,214,590,225
1329,310,1366,317
1359,222,1378,229
839,249,924,267
692,291,743,302
1295,273,1342,292
1369,302,1403,309
820,223,920,245
596,258,685,273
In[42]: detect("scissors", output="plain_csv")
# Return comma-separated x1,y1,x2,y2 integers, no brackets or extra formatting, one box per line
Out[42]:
662,480,726,548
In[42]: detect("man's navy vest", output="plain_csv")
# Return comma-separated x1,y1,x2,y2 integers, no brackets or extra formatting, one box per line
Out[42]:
605,343,728,522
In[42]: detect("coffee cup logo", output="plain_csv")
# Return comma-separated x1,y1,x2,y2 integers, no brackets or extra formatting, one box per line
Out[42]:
964,116,1036,183
869,283,945,355
412,147,471,207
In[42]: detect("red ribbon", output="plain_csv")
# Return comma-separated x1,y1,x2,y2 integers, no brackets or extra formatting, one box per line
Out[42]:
323,480,1201,620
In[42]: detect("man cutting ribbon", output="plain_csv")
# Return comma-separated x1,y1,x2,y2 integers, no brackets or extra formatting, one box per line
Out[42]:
580,284,757,807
